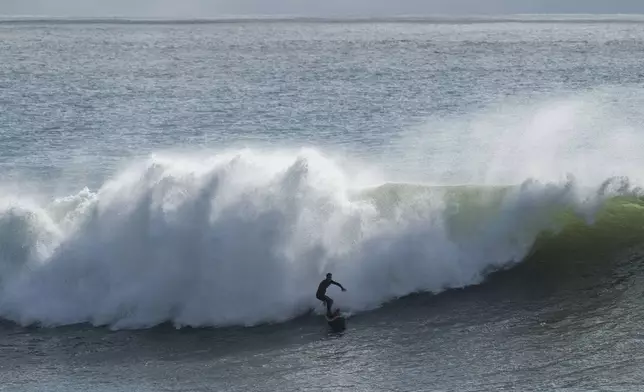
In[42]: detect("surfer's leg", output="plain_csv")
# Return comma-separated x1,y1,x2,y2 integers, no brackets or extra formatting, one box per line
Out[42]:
317,294,330,316
325,296,333,315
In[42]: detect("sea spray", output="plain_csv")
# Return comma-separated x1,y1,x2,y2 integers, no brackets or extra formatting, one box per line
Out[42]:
0,149,639,329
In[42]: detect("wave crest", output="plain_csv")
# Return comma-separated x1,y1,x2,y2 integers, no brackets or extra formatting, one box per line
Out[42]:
0,150,640,329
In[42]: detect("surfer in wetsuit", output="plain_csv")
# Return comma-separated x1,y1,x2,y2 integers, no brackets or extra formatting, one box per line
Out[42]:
316,273,346,317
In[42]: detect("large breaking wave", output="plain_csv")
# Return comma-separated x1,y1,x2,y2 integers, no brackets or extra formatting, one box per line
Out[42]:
0,148,641,329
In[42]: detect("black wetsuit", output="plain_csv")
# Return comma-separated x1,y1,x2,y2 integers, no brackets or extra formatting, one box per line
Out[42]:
316,279,344,315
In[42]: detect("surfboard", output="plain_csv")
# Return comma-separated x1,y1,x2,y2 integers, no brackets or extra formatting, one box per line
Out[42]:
325,310,347,332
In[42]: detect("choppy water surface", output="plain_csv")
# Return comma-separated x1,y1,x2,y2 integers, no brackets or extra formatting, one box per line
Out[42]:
1,17,644,391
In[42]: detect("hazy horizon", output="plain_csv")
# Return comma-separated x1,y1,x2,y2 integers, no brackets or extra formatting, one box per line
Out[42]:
2,0,644,18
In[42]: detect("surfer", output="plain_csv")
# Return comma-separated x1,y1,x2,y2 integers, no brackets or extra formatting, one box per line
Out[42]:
316,273,346,317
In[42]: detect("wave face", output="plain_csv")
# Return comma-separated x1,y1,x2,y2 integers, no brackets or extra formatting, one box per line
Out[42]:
0,149,641,329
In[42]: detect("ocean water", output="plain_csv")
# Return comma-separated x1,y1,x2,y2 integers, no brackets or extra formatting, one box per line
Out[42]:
1,17,644,391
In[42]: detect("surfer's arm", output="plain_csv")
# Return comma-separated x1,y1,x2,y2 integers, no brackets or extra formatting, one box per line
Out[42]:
331,281,346,291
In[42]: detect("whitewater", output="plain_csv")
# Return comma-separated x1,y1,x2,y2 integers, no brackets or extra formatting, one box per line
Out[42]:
0,142,640,329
